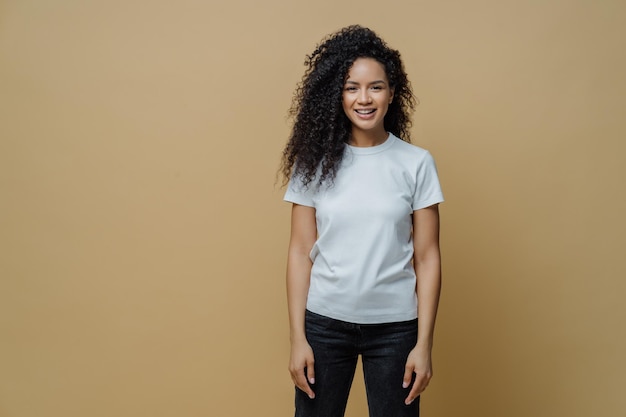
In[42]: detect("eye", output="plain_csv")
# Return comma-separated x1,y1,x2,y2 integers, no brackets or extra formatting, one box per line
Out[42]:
371,85,383,91
345,86,358,92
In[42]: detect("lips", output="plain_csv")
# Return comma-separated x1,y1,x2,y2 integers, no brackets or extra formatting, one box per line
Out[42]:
355,109,376,114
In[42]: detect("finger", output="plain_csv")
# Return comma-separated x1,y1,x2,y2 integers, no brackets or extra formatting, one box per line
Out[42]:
402,364,414,389
404,379,421,405
295,369,315,399
306,361,316,385
405,373,430,405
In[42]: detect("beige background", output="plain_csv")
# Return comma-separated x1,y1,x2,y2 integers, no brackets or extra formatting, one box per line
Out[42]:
1,1,625,416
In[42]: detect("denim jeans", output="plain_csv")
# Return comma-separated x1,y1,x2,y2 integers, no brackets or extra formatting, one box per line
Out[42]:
295,310,420,417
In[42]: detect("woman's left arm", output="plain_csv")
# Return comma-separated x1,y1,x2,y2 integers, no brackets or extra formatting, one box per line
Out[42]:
403,204,442,405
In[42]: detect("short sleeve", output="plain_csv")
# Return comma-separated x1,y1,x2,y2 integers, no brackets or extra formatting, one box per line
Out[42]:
412,151,444,210
284,174,316,207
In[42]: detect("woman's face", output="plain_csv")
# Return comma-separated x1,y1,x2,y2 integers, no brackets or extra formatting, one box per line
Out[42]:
342,57,394,138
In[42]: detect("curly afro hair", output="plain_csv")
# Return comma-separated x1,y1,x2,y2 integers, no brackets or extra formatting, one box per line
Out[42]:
281,25,416,188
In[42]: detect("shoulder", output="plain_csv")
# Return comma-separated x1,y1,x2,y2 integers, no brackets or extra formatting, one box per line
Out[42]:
388,134,433,162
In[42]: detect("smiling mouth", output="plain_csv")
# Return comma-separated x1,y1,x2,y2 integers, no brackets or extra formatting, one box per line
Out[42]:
355,109,376,114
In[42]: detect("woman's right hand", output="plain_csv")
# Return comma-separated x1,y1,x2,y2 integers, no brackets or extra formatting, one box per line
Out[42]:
289,339,316,399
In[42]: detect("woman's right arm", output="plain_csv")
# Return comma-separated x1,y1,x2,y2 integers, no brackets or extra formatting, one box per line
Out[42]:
286,203,317,399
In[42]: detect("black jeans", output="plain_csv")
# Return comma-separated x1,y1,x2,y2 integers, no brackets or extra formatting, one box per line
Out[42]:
295,310,420,417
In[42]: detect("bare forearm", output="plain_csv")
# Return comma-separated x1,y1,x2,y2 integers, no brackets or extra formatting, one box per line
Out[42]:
404,258,441,405
412,205,442,350
286,204,317,343
415,257,441,349
286,252,312,343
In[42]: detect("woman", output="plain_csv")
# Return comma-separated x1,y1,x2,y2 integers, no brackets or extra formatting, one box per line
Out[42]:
281,25,444,417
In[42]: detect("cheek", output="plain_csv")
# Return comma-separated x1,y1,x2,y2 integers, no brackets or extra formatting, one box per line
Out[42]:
342,95,352,113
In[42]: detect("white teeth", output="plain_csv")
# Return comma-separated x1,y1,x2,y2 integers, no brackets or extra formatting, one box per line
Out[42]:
355,109,375,114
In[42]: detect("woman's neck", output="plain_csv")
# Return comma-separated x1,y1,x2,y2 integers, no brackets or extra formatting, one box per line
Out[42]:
348,129,389,147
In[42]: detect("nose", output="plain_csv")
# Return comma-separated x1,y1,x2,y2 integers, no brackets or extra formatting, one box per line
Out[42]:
357,89,372,104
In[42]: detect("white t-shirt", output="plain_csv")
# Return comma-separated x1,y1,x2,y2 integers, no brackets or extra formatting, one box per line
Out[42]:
284,133,444,324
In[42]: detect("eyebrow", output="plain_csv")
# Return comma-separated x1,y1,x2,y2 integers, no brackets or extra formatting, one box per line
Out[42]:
345,80,387,85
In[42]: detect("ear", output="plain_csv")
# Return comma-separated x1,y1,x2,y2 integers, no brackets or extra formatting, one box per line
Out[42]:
389,88,395,104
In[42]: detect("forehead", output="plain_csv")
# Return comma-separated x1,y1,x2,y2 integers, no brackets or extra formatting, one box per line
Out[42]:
346,58,388,81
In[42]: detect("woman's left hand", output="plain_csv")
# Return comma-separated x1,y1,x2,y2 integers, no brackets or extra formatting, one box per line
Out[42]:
402,344,433,405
